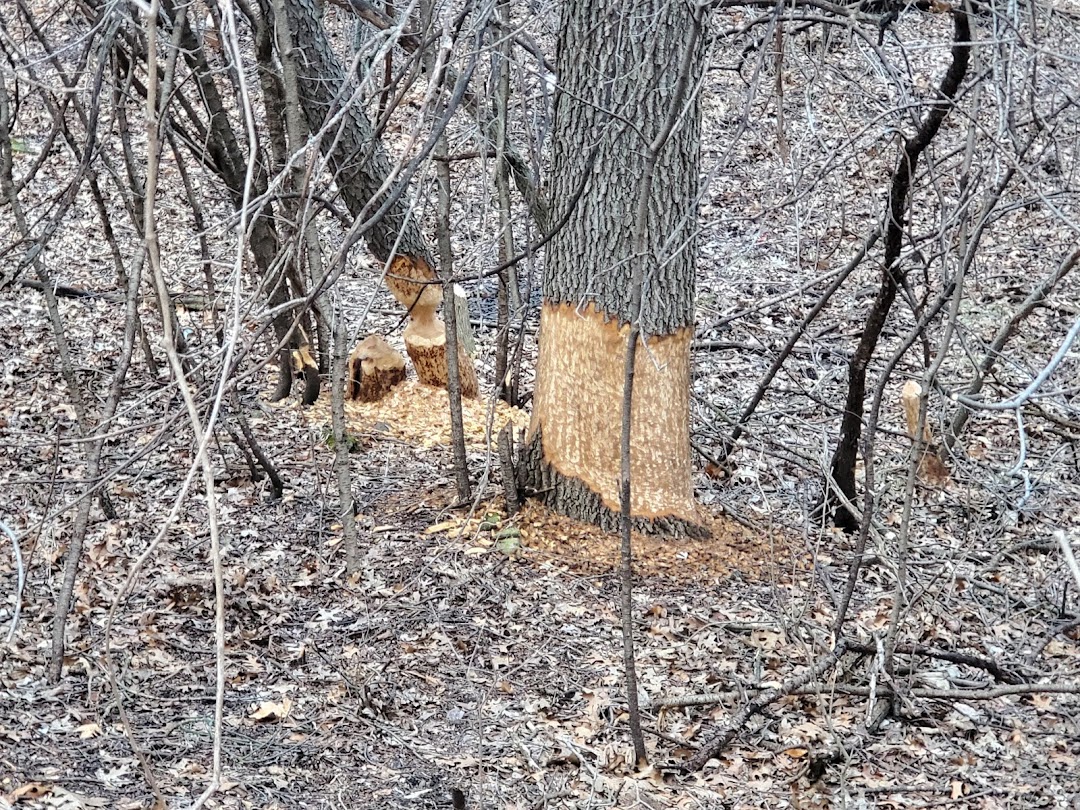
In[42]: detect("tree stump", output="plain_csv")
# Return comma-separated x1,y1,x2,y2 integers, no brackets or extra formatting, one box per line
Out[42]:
347,335,406,402
377,255,478,398
404,306,479,398
901,381,950,486
291,342,321,406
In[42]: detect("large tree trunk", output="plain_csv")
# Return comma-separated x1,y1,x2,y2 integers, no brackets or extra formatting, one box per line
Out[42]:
521,0,702,533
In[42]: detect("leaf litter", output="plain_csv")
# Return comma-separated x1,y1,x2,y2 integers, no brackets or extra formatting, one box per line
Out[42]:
2,1,1080,808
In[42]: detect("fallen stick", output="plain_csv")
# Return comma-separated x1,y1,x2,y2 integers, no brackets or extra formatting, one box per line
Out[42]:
681,639,849,772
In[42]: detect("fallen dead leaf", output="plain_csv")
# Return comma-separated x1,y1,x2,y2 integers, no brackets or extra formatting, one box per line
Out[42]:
250,697,293,722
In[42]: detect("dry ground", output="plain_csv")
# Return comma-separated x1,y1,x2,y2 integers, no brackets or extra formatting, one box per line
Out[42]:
3,1,1080,809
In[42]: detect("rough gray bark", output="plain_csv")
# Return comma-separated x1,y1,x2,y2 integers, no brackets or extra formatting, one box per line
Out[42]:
280,0,433,266
521,0,702,531
542,0,700,337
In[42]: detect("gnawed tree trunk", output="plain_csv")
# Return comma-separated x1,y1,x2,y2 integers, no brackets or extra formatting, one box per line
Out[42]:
347,334,406,401
403,309,479,398
521,0,702,534
279,0,476,393
900,381,950,486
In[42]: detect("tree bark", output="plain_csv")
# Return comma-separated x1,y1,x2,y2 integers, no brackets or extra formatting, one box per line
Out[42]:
281,0,438,304
279,0,476,394
826,9,970,530
149,0,310,401
521,0,703,534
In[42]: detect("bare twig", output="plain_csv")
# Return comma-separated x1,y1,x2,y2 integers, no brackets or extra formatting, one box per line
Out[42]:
682,639,849,771
845,640,1024,685
723,225,881,459
654,674,1078,710
1055,529,1080,593
950,246,1080,436
1,520,23,643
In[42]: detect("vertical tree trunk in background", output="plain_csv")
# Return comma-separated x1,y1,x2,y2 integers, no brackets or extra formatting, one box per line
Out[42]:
281,0,436,298
522,0,702,533
154,0,306,401
280,0,476,395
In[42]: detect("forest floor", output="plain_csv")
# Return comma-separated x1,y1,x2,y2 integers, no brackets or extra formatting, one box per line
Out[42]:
3,1,1080,809
3,296,1079,810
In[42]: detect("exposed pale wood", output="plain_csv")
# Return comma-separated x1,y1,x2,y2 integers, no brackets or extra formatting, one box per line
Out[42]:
453,283,475,355
384,254,442,312
527,301,696,523
347,334,406,402
290,343,321,406
901,381,950,486
404,307,478,398
902,381,930,444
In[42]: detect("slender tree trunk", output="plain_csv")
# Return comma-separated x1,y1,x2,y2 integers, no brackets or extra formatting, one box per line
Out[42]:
424,0,471,503
521,0,703,534
147,0,307,400
826,10,970,531
493,0,519,404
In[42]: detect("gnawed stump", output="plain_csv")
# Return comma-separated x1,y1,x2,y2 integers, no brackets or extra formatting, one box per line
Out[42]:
901,380,950,486
347,335,406,402
292,342,321,406
404,307,478,399
385,254,443,312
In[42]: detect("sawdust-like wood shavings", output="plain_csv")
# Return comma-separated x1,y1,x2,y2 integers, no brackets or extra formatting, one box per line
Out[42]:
302,379,529,449
516,504,798,583
429,499,797,584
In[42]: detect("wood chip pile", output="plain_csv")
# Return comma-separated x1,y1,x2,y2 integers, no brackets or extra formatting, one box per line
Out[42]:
302,379,530,449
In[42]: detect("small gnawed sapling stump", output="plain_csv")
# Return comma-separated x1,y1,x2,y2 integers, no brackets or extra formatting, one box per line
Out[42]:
290,331,321,406
347,335,405,401
900,381,950,486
